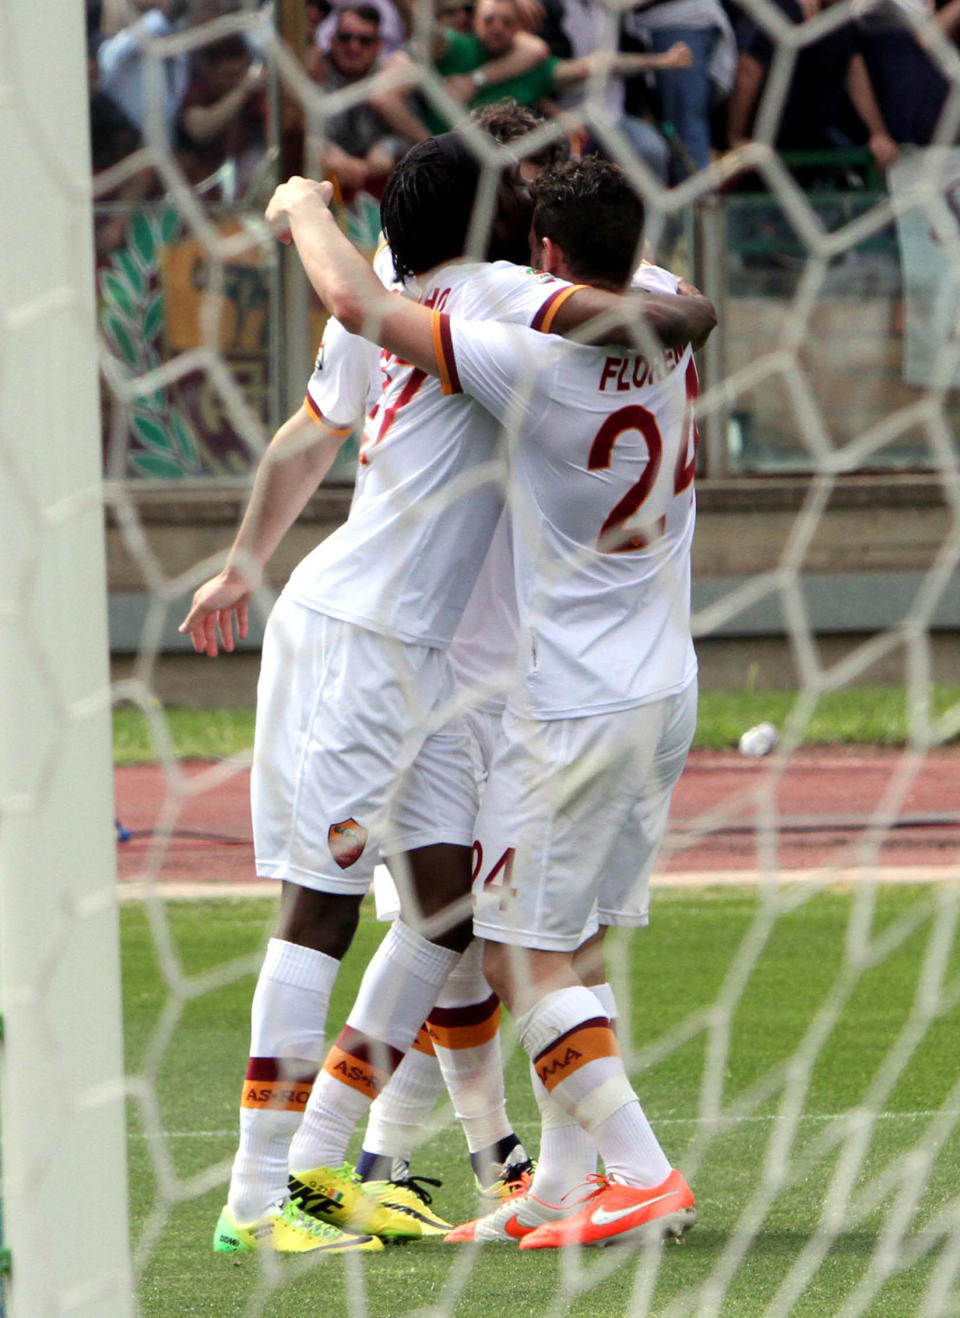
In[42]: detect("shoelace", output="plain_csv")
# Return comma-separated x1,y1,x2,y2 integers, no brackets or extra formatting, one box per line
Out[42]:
279,1201,345,1239
499,1169,534,1200
559,1172,615,1210
388,1173,443,1206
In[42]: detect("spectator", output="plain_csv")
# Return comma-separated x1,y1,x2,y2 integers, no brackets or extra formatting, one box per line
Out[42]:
314,0,410,55
857,0,958,148
177,33,267,197
363,0,555,142
314,4,413,195
727,0,899,178
622,0,737,178
436,0,476,34
88,31,157,256
539,0,696,181
97,0,193,143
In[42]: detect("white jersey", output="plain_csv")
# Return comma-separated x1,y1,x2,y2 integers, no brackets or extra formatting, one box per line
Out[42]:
436,263,699,718
446,510,518,714
304,244,401,431
285,260,578,647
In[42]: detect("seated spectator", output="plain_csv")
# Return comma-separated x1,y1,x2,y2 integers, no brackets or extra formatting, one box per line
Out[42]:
727,0,899,179
622,0,737,179
177,34,267,197
313,4,413,195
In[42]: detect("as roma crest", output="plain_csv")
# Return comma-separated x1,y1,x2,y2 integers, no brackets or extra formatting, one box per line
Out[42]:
328,818,368,869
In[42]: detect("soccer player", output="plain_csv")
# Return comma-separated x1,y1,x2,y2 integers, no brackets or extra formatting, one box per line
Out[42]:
183,133,713,1251
264,154,706,1248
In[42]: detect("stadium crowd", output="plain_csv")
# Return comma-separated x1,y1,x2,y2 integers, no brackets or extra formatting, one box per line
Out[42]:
88,0,960,237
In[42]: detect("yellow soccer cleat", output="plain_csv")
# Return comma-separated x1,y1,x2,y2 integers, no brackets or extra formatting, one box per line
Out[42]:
362,1175,453,1237
289,1162,423,1241
213,1199,384,1255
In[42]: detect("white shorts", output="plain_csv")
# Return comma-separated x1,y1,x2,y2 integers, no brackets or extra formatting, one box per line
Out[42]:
374,702,504,921
472,680,697,952
252,596,475,894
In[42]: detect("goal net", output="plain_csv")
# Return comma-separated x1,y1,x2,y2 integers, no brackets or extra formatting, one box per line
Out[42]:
3,0,960,1315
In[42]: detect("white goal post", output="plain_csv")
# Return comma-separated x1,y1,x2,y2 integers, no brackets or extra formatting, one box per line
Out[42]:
0,2,133,1315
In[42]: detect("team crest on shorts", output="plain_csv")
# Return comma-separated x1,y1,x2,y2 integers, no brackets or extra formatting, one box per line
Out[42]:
328,818,367,869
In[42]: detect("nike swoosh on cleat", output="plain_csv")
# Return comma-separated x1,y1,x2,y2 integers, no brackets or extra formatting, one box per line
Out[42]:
504,1216,528,1239
590,1191,678,1227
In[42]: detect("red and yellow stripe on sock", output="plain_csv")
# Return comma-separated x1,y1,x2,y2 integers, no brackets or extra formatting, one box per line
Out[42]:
322,1026,404,1100
533,1016,619,1092
240,1058,317,1112
425,993,500,1051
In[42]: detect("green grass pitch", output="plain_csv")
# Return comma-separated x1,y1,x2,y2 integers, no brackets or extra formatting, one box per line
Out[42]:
124,886,960,1317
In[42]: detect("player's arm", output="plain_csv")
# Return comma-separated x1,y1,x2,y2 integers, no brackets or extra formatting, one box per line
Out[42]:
267,177,715,358
178,402,351,657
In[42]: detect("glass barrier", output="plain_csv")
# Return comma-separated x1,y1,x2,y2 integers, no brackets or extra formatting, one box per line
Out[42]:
719,180,960,475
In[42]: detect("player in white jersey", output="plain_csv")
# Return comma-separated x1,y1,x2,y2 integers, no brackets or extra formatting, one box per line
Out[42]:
184,133,715,1248
264,155,713,1248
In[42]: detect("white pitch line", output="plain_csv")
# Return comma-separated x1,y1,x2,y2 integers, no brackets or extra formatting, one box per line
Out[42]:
117,864,960,903
131,1109,960,1140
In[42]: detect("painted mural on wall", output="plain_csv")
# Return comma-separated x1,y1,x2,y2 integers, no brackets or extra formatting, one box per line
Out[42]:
97,208,272,480
97,197,380,480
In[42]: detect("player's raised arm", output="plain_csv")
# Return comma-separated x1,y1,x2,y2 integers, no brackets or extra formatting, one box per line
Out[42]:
178,401,350,657
266,176,441,373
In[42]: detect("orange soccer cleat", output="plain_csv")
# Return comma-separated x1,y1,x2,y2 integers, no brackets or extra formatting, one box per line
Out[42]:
518,1170,696,1249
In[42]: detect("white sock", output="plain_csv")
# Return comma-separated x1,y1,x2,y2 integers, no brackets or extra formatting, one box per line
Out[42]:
290,921,458,1171
430,941,512,1152
517,985,670,1190
363,1033,445,1165
528,1063,598,1206
228,938,338,1221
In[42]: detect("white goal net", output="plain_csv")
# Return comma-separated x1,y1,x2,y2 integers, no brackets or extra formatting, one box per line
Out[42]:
2,0,959,1315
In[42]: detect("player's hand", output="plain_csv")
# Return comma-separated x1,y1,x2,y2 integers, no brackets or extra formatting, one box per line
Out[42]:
178,567,257,658
265,177,335,243
658,42,693,69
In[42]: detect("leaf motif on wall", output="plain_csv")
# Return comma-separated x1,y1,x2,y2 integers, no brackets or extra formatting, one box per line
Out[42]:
130,212,156,267
104,313,139,367
131,452,185,479
170,412,201,470
143,292,164,343
132,413,174,453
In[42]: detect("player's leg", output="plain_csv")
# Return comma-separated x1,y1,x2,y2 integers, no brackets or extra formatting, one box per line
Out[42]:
425,938,533,1197
356,866,448,1186
218,600,440,1250
287,703,482,1236
472,704,695,1247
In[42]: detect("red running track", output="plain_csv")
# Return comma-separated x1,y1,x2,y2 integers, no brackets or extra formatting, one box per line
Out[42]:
114,747,960,887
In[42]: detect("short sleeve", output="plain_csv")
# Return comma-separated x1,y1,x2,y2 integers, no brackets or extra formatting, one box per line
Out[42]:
305,317,382,429
436,313,550,426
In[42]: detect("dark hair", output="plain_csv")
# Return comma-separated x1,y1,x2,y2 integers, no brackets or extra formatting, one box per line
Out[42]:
381,138,480,280
532,157,643,288
470,99,568,171
336,3,381,26
381,133,533,279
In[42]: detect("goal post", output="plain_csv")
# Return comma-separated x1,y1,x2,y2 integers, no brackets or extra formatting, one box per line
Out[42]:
0,3,133,1314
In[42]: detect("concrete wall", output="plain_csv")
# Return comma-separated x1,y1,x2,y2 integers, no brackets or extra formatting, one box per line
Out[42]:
106,473,959,705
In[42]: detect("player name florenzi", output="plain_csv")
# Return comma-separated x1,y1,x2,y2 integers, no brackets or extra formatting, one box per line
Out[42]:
598,345,685,392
